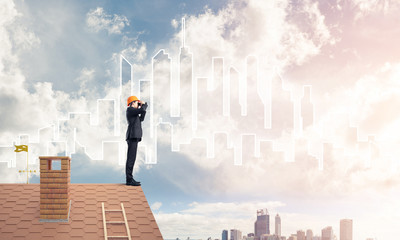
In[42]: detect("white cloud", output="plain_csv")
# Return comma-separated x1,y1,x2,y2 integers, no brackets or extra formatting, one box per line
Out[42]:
120,43,147,63
74,67,97,97
350,0,400,20
0,0,19,25
86,7,129,35
151,201,163,211
168,0,333,73
11,26,41,50
171,19,179,29
0,1,21,74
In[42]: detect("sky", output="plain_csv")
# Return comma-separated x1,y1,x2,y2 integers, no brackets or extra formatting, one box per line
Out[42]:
1,0,400,239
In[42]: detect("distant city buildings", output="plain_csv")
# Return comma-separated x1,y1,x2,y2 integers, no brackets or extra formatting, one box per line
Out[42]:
222,230,228,240
244,235,255,240
321,226,333,240
288,234,297,240
244,233,256,240
297,230,305,240
230,229,242,240
275,214,281,237
260,234,280,240
340,219,352,240
218,214,355,240
306,229,313,240
255,209,270,239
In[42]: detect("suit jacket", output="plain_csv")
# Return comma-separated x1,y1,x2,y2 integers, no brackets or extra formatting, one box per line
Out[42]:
126,102,148,141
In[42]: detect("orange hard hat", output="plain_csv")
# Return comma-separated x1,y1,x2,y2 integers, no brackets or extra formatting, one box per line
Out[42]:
127,96,140,106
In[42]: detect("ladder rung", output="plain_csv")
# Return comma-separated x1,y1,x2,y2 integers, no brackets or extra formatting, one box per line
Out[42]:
105,209,122,212
106,221,125,224
107,236,129,238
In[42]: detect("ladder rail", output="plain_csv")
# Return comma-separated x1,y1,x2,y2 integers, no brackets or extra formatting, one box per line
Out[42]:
121,203,132,240
101,202,108,240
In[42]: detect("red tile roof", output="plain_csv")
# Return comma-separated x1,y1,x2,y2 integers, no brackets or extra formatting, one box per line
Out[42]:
0,184,163,240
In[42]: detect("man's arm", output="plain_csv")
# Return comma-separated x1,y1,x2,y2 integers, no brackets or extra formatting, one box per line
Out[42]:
127,105,146,117
139,102,148,121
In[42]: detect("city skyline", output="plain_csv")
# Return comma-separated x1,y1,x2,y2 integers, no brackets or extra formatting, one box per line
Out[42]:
216,211,359,240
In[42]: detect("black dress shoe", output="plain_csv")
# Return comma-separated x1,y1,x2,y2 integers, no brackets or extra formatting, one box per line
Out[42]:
126,179,140,184
126,180,141,186
127,182,141,186
133,178,141,183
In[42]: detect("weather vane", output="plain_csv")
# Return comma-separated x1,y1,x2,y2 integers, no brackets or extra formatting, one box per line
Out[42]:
15,144,36,184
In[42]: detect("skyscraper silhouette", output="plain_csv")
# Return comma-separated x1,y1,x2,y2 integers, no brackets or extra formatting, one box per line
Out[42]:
297,230,306,240
179,18,193,122
340,219,353,240
306,229,313,240
230,229,242,240
275,214,281,237
321,226,333,240
222,230,228,240
255,209,270,239
152,49,172,120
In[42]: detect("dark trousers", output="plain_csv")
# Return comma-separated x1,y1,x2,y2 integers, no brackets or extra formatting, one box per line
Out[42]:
126,139,139,182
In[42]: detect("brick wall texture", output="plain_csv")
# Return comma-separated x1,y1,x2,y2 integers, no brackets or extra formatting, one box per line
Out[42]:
39,156,71,220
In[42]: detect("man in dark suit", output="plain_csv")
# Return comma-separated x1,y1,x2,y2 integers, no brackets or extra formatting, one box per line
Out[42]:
125,96,148,186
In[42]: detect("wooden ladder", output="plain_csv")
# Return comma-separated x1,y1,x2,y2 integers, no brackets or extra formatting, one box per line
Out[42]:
102,202,132,240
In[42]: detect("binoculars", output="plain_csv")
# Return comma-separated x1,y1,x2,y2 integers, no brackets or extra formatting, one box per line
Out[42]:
138,101,148,106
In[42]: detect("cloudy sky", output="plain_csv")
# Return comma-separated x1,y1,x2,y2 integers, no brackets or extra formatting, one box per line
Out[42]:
1,0,400,239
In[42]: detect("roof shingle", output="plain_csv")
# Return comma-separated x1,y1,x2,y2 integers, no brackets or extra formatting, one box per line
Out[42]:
0,184,163,240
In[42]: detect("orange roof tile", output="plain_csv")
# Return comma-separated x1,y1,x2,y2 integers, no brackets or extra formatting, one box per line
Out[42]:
0,184,163,240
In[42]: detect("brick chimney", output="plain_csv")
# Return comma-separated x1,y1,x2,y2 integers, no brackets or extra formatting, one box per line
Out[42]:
39,156,71,222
